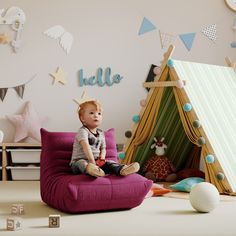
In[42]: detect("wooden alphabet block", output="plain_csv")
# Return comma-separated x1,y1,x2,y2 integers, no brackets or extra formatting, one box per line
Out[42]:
49,214,60,228
6,217,22,231
11,204,24,215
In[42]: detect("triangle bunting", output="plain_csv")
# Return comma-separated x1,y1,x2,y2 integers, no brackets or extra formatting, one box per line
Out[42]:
0,88,8,101
201,24,217,42
179,33,196,51
138,17,156,35
14,84,25,99
159,30,176,49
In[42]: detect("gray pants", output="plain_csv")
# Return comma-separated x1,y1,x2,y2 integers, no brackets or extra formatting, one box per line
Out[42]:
71,159,125,176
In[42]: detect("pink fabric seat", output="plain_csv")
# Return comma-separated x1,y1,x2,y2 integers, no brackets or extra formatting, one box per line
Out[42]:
40,128,152,213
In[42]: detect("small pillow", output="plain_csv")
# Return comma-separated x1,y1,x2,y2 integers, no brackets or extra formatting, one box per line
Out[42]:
169,177,205,192
177,168,205,180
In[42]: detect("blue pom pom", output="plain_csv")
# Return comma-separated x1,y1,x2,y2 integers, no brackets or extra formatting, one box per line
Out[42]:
118,152,125,160
132,115,140,123
167,59,174,68
183,103,192,112
205,154,215,164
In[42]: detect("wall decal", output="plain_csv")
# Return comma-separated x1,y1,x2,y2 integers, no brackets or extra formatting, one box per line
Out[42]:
179,33,196,51
49,67,66,85
138,17,156,35
159,30,176,49
201,24,217,42
44,25,73,54
78,67,123,87
6,101,46,142
0,74,36,102
0,33,11,44
0,6,26,53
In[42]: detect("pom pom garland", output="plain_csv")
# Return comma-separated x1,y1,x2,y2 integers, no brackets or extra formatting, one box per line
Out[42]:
198,137,206,146
125,130,132,138
118,152,125,160
205,154,215,164
132,115,140,123
167,59,174,68
216,172,225,180
193,120,201,128
183,103,192,112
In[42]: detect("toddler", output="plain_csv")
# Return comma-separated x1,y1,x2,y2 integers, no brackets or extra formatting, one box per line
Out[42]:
70,99,140,177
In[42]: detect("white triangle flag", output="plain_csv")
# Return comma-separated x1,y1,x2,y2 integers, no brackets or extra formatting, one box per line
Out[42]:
201,24,217,42
159,30,176,49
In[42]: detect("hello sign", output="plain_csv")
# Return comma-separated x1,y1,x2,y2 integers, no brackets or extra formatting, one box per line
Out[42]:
78,67,123,87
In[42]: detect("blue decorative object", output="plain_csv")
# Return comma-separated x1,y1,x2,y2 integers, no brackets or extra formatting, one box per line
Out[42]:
118,152,125,160
167,59,174,68
216,172,225,181
79,68,123,87
169,177,205,192
138,17,156,35
132,115,140,123
183,103,192,112
179,33,196,51
205,154,215,164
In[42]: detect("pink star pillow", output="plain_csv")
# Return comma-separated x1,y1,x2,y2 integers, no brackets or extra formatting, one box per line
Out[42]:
7,101,46,142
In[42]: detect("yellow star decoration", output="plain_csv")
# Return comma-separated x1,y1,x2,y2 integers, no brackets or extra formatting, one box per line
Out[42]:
0,33,11,44
49,67,66,85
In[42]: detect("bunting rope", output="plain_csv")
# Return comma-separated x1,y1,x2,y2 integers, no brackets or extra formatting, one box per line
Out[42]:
0,74,37,101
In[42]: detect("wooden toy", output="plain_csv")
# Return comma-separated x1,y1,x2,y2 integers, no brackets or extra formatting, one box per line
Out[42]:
49,214,60,228
6,217,22,231
11,203,24,215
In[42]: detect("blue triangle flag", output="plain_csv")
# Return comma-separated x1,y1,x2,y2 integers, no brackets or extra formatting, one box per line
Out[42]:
138,17,156,35
179,33,196,51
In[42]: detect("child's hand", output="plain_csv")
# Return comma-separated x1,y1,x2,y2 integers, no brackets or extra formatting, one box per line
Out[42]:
96,159,106,167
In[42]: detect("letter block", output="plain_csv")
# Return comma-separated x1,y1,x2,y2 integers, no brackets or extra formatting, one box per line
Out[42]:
6,217,22,231
49,214,60,228
11,204,24,215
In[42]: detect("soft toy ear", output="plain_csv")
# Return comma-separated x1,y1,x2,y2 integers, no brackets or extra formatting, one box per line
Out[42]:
150,143,156,149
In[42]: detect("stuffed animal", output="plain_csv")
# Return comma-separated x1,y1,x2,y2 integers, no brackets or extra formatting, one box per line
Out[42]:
142,137,177,182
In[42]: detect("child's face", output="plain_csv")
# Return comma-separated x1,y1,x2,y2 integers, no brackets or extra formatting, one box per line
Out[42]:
81,104,102,129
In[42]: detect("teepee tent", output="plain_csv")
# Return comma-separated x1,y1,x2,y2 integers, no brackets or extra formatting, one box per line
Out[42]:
122,45,236,195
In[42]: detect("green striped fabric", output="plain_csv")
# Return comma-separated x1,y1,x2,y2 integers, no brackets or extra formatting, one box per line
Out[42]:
134,84,194,171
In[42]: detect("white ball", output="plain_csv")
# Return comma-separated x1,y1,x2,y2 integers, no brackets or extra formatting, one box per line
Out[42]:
189,182,220,213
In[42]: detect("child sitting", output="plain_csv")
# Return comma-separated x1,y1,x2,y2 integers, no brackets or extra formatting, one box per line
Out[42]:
70,99,140,177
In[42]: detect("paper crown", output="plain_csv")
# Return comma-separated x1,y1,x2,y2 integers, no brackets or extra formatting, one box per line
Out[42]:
73,91,97,106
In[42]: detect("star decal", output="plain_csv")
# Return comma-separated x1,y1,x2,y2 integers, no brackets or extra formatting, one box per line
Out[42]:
49,67,66,85
6,101,46,142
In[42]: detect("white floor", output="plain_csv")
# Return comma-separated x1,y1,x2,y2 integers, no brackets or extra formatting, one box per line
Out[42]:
0,181,236,236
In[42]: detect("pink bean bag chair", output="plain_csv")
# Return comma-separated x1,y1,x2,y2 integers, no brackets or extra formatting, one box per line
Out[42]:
40,128,152,213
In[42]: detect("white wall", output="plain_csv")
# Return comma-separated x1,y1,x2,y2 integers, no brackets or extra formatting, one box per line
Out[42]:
0,0,235,143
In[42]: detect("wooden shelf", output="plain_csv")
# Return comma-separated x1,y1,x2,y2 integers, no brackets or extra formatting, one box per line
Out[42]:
0,143,41,181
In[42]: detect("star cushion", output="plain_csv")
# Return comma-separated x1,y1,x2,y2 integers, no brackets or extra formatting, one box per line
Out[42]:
7,101,45,142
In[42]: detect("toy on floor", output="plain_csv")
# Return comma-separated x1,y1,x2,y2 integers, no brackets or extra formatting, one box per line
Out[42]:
145,183,172,198
142,137,177,182
11,204,24,215
6,217,22,231
49,215,61,228
189,182,220,213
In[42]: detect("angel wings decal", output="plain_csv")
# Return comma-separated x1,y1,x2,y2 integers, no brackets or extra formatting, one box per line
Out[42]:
44,25,73,54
